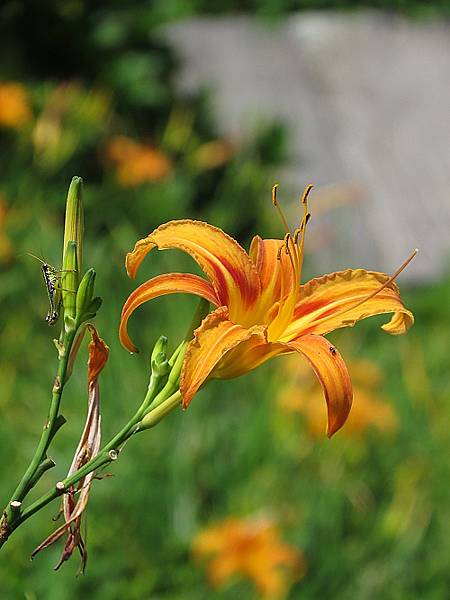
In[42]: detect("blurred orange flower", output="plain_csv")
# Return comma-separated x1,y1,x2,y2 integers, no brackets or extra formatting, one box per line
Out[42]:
0,82,32,129
190,139,233,170
279,356,397,437
192,516,305,599
105,136,172,187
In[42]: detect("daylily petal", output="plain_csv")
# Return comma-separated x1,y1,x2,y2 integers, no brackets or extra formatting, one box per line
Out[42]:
249,235,295,320
180,307,267,408
119,273,219,353
281,269,414,341
188,326,352,436
125,220,261,323
212,330,352,436
287,335,353,437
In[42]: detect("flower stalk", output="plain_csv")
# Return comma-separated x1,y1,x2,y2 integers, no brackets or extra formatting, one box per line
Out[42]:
0,298,208,549
0,177,86,546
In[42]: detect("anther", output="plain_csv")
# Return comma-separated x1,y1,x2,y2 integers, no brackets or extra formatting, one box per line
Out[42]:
272,184,279,206
293,228,301,244
300,184,314,204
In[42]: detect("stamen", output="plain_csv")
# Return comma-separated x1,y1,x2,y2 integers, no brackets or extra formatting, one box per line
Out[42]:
271,184,292,237
277,233,293,259
296,185,313,282
284,233,290,254
271,184,279,206
299,213,311,233
300,184,314,205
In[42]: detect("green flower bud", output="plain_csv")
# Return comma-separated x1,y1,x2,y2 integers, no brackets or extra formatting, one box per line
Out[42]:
83,297,102,321
151,336,170,377
167,341,188,389
75,268,96,323
63,176,84,276
61,241,78,321
61,177,84,324
139,391,182,430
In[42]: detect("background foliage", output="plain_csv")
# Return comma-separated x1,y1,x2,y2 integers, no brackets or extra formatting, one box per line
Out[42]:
0,1,449,598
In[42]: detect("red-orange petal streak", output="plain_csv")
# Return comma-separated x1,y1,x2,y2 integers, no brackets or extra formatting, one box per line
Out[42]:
125,220,261,323
119,273,219,353
282,269,414,341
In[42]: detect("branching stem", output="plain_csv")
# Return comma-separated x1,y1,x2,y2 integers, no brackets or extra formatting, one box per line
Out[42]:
0,361,181,548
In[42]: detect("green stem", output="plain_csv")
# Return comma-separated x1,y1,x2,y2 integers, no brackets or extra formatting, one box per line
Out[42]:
1,375,180,544
0,298,206,549
15,330,75,499
0,330,76,542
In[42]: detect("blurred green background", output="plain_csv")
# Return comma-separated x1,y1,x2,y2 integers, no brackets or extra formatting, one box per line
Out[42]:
0,1,449,598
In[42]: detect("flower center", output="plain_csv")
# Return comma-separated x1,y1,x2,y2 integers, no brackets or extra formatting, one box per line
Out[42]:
266,184,417,342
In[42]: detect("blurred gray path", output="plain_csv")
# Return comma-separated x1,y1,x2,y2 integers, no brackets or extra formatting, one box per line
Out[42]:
164,13,450,283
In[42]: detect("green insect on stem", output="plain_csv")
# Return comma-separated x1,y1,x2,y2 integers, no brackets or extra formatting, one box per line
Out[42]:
41,263,61,326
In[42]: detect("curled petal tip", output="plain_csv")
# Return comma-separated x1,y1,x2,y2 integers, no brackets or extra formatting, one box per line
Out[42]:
125,238,158,280
125,252,137,279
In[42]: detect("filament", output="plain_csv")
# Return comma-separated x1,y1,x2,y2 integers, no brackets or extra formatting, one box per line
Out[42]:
272,184,292,237
334,249,418,319
296,184,313,282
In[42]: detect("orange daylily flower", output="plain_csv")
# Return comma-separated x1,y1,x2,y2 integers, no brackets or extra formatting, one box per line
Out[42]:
119,185,415,436
192,516,305,599
105,136,172,187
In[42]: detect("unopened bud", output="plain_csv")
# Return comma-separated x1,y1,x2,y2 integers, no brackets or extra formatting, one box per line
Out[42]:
151,336,170,377
139,390,182,430
61,177,84,322
61,240,78,321
167,341,187,389
76,268,97,323
63,176,84,275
